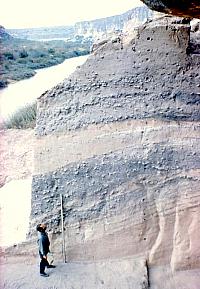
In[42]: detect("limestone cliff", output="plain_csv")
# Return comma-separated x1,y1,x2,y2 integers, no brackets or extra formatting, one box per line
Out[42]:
73,6,152,40
28,16,200,288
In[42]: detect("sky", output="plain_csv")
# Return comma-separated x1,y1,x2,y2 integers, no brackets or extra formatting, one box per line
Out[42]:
0,0,143,29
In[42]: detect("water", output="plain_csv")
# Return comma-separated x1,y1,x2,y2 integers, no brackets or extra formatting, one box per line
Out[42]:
0,55,88,120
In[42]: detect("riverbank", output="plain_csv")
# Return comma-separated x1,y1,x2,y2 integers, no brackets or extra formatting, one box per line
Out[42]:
0,36,90,89
0,55,89,120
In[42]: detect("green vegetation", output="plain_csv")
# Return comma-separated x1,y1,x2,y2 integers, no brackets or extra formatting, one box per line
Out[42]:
4,102,37,129
0,37,91,88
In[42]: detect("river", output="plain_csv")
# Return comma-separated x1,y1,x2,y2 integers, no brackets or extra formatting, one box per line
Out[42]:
0,55,88,120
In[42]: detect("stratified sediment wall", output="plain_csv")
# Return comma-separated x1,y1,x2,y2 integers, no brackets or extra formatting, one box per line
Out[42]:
31,17,200,274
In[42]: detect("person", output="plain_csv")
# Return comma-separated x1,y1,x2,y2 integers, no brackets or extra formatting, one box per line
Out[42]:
36,223,56,277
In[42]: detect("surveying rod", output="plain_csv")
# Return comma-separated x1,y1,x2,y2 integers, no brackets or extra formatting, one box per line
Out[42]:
60,194,66,263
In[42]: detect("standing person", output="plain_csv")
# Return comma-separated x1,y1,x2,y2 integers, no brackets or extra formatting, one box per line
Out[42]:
36,223,56,277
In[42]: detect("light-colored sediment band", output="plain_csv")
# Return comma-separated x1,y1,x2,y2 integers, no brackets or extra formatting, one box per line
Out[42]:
34,119,200,175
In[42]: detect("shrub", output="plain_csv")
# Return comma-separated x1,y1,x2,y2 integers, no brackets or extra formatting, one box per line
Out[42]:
48,48,55,54
4,102,37,129
0,79,8,88
3,52,15,60
19,50,28,58
1,37,90,85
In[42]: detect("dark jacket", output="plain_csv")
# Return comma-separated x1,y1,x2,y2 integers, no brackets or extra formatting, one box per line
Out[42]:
37,231,50,257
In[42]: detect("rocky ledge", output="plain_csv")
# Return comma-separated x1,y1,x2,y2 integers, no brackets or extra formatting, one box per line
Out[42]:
141,0,200,18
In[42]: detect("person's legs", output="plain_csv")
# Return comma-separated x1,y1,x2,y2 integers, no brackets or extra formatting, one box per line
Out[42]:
40,258,46,274
39,253,49,276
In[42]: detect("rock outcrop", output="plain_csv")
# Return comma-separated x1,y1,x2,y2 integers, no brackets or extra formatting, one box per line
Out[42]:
0,25,12,40
28,16,200,288
140,0,200,18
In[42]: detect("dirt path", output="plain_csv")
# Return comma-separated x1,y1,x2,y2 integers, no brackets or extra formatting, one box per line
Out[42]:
0,257,148,289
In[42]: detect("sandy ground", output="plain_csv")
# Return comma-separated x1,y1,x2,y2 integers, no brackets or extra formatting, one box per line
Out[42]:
1,255,200,289
0,256,148,289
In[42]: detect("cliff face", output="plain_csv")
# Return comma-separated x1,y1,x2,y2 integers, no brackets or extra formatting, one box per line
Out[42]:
74,6,152,39
30,16,200,287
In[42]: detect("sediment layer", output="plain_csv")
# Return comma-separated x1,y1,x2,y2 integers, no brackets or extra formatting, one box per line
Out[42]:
30,17,200,278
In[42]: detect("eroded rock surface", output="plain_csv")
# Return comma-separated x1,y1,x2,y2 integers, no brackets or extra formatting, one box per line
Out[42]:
140,0,200,18
26,16,200,288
